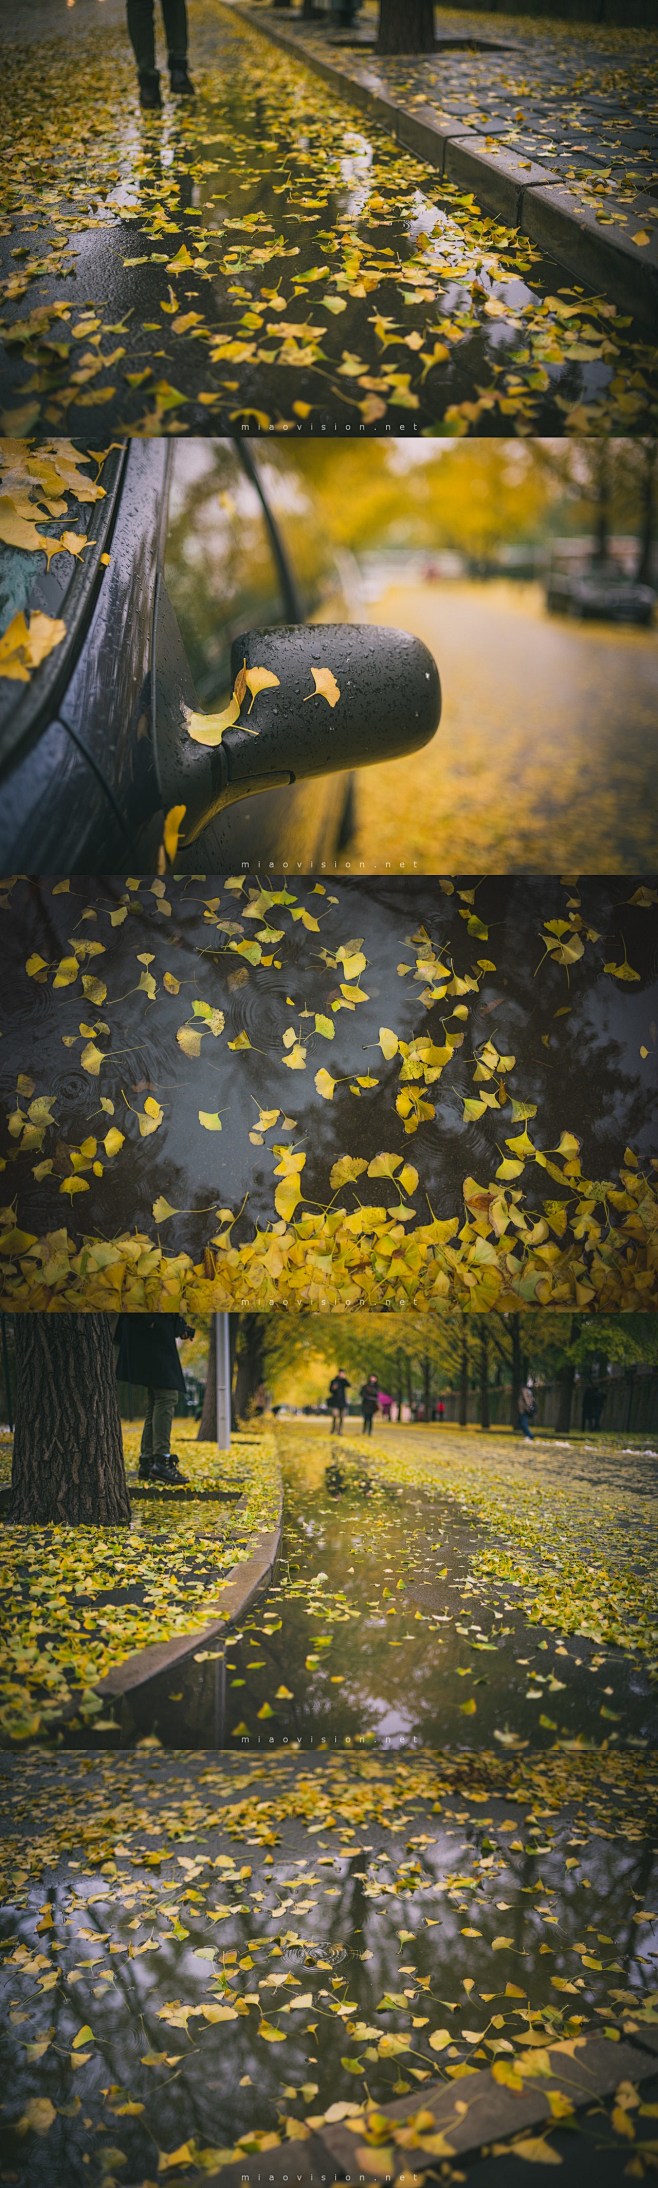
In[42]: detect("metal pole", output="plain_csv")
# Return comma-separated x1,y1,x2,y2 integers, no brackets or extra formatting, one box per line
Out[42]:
215,1313,231,1452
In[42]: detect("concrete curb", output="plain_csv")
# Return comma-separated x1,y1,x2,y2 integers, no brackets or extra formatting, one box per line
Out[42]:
222,2,658,328
97,1464,283,1700
183,2027,658,2186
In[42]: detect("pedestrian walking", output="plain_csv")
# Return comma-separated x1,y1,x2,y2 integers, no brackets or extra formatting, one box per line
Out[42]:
517,1380,536,1441
361,1374,379,1436
434,1398,445,1423
116,1313,194,1481
126,0,194,109
328,1369,351,1435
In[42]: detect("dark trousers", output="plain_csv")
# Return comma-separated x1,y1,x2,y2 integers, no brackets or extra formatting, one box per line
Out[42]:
127,0,188,71
362,1410,374,1435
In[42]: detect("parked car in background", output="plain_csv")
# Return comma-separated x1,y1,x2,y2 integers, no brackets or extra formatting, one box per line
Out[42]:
545,553,655,625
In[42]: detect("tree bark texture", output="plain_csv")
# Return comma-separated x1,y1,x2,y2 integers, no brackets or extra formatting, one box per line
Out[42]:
11,1316,130,1524
378,0,435,52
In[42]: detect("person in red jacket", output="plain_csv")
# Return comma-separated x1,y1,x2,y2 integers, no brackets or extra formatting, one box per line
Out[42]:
126,0,194,109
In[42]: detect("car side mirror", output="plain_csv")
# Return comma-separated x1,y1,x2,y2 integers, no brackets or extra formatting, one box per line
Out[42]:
155,613,441,845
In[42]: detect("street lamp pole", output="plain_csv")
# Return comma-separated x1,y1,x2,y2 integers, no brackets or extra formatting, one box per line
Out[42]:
215,1313,231,1452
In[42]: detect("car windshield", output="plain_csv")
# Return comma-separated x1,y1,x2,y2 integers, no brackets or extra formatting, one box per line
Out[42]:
0,443,119,757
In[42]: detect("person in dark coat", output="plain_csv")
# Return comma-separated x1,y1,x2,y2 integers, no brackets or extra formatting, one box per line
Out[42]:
328,1370,351,1436
360,1374,379,1436
116,1314,194,1482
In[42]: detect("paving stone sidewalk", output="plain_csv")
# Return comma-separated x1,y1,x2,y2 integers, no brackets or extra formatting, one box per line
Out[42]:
227,0,658,315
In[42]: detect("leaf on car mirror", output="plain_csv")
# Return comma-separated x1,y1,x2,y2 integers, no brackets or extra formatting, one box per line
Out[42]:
184,694,241,746
304,665,341,709
245,665,280,712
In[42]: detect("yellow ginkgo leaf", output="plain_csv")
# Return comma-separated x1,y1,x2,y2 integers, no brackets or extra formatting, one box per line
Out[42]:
315,1068,336,1100
0,608,66,682
330,1155,368,1189
274,1170,304,1223
245,665,280,712
198,1110,222,1131
304,665,341,708
138,1099,164,1137
379,1027,399,1060
163,804,187,862
367,1152,401,1178
176,1024,203,1058
152,1195,178,1221
103,1128,125,1159
184,693,240,746
80,1042,105,1077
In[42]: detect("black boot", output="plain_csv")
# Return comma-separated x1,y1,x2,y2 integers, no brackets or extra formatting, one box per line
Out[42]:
150,1451,189,1484
169,54,195,94
138,1456,155,1480
139,68,162,109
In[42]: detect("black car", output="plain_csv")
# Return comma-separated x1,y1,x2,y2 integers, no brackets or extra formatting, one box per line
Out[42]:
0,439,441,872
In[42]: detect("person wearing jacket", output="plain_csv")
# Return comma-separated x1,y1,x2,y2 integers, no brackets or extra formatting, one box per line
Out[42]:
116,1314,194,1482
360,1374,379,1436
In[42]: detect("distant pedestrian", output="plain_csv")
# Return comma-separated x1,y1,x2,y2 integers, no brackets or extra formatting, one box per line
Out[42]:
328,1369,351,1435
126,0,194,109
116,1313,194,1481
518,1381,536,1441
361,1374,379,1436
434,1398,445,1424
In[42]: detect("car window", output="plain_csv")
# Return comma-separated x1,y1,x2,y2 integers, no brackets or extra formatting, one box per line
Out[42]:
164,442,288,709
246,450,351,621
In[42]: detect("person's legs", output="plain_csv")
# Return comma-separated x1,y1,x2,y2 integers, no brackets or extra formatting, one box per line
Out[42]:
337,1408,344,1436
127,0,157,69
161,0,194,90
152,1387,178,1456
519,1411,533,1440
140,1392,155,1472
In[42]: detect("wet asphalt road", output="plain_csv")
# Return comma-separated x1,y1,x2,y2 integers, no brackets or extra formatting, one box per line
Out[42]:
2,0,658,434
350,579,658,872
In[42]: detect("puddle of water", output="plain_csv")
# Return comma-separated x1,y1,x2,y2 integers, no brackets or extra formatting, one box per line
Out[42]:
0,1747,656,2182
73,1426,658,1752
0,877,656,1272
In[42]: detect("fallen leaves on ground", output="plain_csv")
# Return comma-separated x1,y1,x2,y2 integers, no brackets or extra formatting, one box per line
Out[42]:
0,1426,280,1743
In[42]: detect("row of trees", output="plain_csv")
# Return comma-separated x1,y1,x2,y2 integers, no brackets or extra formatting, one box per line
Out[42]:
286,439,658,582
4,1313,658,1525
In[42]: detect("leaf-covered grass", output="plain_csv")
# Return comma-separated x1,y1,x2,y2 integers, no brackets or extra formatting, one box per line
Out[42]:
0,1425,280,1744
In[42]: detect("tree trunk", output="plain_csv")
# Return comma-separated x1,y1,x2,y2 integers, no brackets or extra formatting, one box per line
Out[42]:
233,1316,266,1423
593,443,611,566
377,0,435,52
636,442,656,586
11,1316,130,1524
423,1353,431,1421
458,1318,469,1427
197,1315,217,1441
479,1324,490,1431
510,1313,522,1426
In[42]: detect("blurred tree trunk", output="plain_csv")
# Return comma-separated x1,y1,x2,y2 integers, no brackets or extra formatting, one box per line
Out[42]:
510,1314,522,1425
593,443,611,565
11,1316,130,1524
636,441,656,585
458,1318,469,1427
479,1324,490,1430
423,1353,431,1420
234,1317,266,1422
378,0,434,51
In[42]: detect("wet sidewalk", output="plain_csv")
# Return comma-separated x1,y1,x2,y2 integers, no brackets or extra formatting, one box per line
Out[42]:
230,0,658,319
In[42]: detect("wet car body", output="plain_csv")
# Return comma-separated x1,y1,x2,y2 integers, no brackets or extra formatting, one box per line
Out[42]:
0,439,364,873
